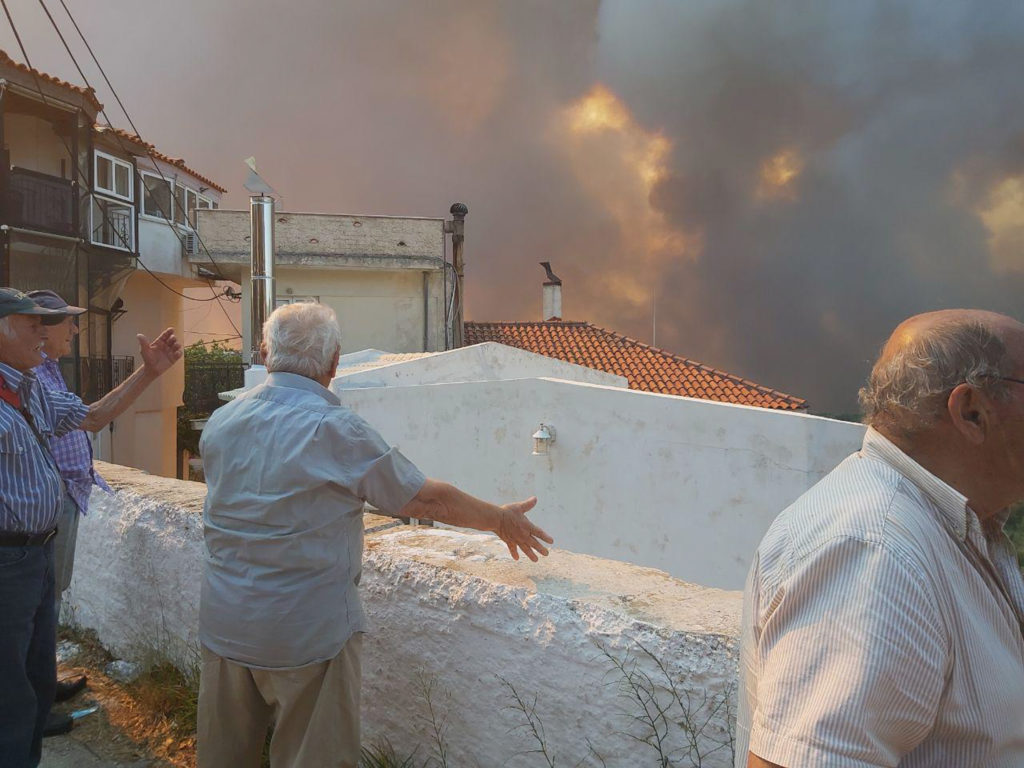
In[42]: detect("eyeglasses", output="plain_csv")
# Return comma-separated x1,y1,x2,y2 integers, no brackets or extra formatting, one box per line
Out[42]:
999,376,1024,386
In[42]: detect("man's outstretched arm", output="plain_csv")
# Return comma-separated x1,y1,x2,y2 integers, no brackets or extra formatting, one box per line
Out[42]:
400,478,553,562
80,328,182,432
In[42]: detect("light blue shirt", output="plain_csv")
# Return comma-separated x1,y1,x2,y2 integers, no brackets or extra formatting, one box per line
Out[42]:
199,371,426,668
0,361,88,534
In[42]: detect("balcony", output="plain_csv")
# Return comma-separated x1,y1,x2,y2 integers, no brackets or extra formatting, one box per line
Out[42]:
1,166,76,237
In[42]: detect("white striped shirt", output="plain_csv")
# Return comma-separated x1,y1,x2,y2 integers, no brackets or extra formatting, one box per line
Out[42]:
737,428,1024,767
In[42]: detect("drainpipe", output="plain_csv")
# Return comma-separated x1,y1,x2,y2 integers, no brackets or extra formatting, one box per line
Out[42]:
249,195,275,366
422,271,430,352
444,202,468,347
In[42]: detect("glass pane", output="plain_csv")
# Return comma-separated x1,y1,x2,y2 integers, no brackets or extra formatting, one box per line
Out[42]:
91,197,134,250
115,163,131,199
143,176,172,219
174,184,186,225
197,197,211,209
96,156,112,192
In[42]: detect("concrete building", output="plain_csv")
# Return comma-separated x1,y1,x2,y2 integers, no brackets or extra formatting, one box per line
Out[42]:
0,48,228,477
192,204,469,360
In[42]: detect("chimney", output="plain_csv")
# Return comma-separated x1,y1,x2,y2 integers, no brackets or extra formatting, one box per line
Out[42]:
540,261,562,321
249,195,276,364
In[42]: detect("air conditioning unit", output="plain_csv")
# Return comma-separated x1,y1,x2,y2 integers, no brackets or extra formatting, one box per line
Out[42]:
183,232,198,255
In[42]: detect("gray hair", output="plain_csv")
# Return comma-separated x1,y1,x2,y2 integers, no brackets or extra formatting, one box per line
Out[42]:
859,319,1010,434
0,316,15,341
263,302,341,379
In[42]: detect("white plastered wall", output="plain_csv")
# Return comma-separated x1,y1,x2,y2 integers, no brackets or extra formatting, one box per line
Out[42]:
238,265,445,355
68,463,741,767
334,377,866,590
108,271,186,477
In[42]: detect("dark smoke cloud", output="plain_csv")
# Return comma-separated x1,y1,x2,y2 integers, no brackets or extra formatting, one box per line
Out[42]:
4,0,1024,411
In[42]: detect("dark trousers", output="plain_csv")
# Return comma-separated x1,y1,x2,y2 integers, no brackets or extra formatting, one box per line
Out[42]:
0,541,56,768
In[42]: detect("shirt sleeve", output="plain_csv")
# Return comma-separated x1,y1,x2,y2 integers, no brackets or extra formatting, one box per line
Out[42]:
327,412,426,515
42,389,89,439
748,536,949,768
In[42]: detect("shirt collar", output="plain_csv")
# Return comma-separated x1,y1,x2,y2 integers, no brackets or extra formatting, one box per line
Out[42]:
264,371,340,406
861,427,974,541
0,361,27,391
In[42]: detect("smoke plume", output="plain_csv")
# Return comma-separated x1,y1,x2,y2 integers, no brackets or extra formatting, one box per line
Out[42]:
5,0,1024,411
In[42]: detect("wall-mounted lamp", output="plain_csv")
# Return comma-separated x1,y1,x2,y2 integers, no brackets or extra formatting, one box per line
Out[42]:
532,423,556,455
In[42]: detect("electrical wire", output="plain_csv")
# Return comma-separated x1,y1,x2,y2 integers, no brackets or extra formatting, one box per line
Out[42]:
37,0,242,337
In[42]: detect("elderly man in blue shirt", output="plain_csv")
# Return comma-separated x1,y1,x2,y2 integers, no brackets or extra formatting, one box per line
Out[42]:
197,301,554,768
0,286,182,768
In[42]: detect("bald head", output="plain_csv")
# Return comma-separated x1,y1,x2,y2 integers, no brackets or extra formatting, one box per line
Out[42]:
860,309,1024,436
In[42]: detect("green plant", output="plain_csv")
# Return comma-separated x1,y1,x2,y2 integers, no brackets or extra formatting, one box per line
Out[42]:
360,739,421,768
416,672,451,768
599,641,735,767
127,661,199,741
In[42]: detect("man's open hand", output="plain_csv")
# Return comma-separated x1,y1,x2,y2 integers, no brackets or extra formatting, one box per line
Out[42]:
138,328,183,378
496,497,553,562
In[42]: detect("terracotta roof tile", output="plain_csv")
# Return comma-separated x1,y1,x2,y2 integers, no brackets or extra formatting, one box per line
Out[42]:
0,50,226,194
0,49,102,110
93,125,228,194
464,320,807,411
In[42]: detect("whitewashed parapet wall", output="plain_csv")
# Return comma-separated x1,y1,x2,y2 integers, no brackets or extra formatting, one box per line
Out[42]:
69,462,741,767
334,376,866,591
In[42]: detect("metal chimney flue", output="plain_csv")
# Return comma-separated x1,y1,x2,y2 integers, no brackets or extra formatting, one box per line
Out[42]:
249,195,276,364
540,261,562,321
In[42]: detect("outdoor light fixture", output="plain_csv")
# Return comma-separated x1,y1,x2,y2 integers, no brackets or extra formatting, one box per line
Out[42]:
532,424,556,455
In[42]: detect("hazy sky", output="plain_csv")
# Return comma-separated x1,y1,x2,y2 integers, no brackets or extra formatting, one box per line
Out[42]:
4,0,1024,412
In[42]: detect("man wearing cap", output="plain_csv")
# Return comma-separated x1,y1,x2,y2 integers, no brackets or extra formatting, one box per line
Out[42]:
0,286,182,768
27,291,113,720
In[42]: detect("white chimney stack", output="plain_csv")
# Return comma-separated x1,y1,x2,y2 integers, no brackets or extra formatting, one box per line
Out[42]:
540,261,562,321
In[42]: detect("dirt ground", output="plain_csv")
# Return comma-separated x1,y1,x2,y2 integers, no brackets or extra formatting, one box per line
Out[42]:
41,630,196,768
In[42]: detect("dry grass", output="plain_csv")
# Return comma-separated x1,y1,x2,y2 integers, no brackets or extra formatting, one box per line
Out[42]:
56,626,197,767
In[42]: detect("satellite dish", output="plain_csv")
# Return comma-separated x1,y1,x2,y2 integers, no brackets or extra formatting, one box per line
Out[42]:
243,157,281,206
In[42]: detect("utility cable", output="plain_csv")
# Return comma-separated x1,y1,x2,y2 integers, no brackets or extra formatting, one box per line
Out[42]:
36,0,242,337
3,0,229,307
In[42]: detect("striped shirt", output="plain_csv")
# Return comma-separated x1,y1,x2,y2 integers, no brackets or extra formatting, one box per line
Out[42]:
737,427,1024,767
0,361,89,534
33,356,111,514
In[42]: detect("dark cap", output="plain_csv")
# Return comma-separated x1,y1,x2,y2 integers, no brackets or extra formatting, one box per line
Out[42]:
0,287,69,323
27,289,87,316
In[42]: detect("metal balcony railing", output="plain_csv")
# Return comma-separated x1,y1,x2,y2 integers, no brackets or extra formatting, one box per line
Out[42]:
1,167,76,236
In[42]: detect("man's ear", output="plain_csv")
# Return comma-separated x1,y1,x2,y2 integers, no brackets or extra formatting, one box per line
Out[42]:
259,340,268,363
947,383,989,445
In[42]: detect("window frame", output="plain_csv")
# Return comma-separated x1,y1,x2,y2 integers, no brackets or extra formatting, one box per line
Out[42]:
89,193,136,252
93,150,135,202
139,171,175,222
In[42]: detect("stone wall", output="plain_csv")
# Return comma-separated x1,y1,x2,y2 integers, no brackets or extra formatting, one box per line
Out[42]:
69,462,742,766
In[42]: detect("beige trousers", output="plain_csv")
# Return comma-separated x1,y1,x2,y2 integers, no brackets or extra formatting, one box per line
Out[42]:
197,633,362,768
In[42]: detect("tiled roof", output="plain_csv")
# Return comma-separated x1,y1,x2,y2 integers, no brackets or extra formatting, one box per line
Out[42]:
0,49,226,194
464,320,807,411
93,125,228,194
0,49,103,110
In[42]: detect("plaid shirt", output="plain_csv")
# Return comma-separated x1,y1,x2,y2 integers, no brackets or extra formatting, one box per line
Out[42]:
33,356,111,514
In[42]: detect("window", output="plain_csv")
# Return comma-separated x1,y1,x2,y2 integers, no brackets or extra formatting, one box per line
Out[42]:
275,295,319,308
174,184,202,228
140,173,172,219
90,196,134,251
94,151,134,201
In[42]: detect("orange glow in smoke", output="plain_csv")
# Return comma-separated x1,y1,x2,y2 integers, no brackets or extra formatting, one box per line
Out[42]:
757,148,804,200
977,175,1024,273
559,84,690,310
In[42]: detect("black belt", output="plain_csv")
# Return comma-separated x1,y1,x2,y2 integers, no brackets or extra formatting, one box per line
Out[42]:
0,527,57,547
